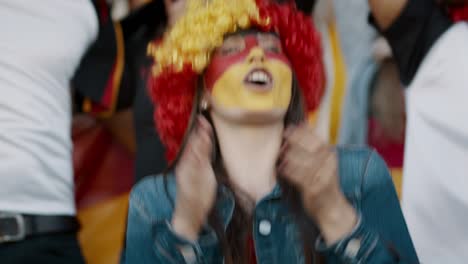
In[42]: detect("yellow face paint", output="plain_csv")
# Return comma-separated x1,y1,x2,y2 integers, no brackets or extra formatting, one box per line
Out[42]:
206,33,293,112
211,53,292,111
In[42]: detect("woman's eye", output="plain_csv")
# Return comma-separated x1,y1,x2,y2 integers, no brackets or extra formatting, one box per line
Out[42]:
261,41,281,53
221,47,241,55
266,46,281,53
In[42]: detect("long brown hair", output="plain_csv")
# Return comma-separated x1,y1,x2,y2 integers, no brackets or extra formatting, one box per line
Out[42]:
161,75,324,263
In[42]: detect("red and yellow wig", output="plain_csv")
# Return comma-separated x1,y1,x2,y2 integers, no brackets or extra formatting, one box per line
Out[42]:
147,0,325,162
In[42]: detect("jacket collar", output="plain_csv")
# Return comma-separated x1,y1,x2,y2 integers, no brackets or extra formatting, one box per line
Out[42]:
216,184,283,229
166,171,283,229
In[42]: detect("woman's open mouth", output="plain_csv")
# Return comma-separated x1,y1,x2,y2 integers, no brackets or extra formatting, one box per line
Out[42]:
243,68,273,92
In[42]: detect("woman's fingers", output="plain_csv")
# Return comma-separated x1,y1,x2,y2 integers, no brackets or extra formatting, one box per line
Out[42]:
197,115,211,131
185,115,212,166
280,137,328,173
173,116,217,239
306,151,336,192
284,123,324,153
280,124,347,222
279,124,334,192
182,115,213,165
278,147,308,188
195,116,213,158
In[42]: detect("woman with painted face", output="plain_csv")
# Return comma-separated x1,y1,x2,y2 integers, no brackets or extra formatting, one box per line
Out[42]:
124,0,419,263
120,0,316,183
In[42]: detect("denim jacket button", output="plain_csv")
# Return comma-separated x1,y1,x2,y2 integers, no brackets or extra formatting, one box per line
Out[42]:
259,220,271,236
344,238,362,259
179,245,197,264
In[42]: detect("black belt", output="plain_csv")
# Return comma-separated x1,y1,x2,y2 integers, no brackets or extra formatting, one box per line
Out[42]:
0,213,79,243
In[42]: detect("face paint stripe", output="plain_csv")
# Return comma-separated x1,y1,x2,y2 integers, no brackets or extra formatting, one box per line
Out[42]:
210,58,293,111
204,34,291,91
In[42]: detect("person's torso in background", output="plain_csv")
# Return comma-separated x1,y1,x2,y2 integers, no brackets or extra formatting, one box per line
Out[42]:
0,0,98,215
402,22,468,263
125,18,168,181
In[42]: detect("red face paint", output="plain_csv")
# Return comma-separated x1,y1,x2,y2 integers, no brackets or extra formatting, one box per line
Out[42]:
204,33,290,91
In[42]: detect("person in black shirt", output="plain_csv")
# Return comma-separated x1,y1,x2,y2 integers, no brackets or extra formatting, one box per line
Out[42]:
369,0,454,85
121,0,173,182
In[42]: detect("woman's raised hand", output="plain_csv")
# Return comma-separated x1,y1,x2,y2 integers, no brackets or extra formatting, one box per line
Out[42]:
172,116,217,241
278,123,357,245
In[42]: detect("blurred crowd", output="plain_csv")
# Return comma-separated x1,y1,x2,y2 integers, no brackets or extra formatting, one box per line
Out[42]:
0,0,467,263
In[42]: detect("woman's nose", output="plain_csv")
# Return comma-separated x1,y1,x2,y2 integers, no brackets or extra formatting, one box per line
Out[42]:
247,47,266,64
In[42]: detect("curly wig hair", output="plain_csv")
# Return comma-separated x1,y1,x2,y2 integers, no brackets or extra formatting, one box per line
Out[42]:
147,0,325,162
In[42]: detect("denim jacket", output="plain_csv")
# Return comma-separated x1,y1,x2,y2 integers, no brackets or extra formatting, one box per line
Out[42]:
124,147,419,263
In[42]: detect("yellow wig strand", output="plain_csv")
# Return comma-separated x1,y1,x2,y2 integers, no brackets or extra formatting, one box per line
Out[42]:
148,0,268,76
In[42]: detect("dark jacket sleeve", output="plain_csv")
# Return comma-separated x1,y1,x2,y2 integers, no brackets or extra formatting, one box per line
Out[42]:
72,1,164,117
72,0,129,117
370,0,452,86
317,151,419,263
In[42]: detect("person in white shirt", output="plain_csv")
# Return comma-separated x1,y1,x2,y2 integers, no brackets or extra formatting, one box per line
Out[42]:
369,0,468,263
0,1,128,263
